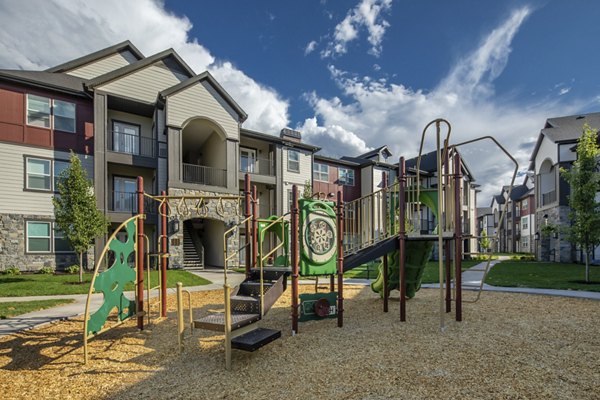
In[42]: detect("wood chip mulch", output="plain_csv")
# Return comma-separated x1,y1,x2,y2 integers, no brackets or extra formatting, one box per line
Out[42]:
0,285,599,400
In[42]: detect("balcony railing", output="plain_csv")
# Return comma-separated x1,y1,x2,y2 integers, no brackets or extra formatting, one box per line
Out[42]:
182,163,227,187
109,131,155,158
240,157,275,176
541,190,557,206
110,191,156,214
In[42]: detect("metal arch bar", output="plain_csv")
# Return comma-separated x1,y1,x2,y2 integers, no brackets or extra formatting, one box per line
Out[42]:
447,135,519,303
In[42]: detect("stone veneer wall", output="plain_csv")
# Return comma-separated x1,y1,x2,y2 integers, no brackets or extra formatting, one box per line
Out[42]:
167,188,241,269
537,206,574,263
0,213,87,271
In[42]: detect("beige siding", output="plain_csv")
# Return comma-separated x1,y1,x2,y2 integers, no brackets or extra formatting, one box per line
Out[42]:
98,61,186,104
166,82,239,140
66,52,133,79
0,142,93,214
281,147,312,214
535,136,557,174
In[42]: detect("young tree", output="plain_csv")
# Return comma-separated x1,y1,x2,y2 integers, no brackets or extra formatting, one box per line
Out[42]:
53,152,109,283
303,179,313,199
560,124,600,283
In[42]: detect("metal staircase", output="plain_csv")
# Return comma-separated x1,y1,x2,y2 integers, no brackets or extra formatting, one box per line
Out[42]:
194,268,288,352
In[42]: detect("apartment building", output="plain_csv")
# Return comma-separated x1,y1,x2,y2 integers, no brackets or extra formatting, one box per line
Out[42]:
529,111,600,262
491,179,535,254
476,207,495,252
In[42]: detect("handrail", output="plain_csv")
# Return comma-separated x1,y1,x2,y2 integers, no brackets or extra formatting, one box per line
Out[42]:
222,216,252,286
257,214,286,317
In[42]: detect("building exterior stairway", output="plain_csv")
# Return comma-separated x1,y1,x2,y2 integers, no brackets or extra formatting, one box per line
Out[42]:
183,223,203,269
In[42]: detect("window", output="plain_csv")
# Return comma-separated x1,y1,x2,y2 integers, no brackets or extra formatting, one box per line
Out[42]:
113,121,140,155
287,189,293,211
53,99,76,132
27,94,51,128
288,150,300,172
240,148,256,173
27,221,51,252
54,226,72,253
313,163,329,182
26,158,51,190
26,95,76,132
515,206,520,217
521,216,528,230
113,177,138,212
339,168,355,186
522,198,528,211
53,160,70,189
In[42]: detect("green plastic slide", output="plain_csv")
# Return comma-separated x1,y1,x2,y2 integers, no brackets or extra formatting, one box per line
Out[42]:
370,188,438,298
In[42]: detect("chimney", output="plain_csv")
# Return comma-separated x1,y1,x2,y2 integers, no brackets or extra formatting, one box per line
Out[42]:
280,128,302,143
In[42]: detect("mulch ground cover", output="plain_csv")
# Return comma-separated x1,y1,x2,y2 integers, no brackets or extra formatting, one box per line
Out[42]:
1,285,598,399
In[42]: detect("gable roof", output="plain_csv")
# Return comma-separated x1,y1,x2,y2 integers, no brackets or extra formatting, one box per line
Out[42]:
160,71,247,122
86,48,195,88
314,154,360,167
529,111,600,169
240,128,321,152
404,149,475,180
46,41,144,73
0,69,88,96
356,145,392,160
477,207,493,217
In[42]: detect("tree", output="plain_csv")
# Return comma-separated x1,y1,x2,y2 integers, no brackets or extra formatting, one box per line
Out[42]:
303,179,313,199
480,230,492,253
560,124,600,283
53,152,109,283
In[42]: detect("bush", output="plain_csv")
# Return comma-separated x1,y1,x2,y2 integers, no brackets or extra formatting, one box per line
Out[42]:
65,265,80,274
1,266,21,275
38,266,55,274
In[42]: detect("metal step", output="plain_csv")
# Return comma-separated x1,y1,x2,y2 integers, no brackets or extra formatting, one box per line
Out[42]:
231,295,260,314
249,267,290,281
194,313,260,332
239,281,273,296
231,328,281,352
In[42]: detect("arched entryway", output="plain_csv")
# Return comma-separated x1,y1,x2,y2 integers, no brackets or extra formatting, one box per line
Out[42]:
181,118,227,188
183,217,226,268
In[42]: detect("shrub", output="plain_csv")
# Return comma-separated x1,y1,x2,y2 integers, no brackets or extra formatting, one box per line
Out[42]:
1,266,21,275
65,265,80,274
38,266,55,274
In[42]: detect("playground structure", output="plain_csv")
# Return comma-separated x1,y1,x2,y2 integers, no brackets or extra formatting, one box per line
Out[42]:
83,118,518,369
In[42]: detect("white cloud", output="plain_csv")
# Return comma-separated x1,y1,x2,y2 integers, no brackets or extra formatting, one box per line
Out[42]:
559,87,571,96
305,40,318,55
321,0,392,58
0,0,289,133
300,7,589,204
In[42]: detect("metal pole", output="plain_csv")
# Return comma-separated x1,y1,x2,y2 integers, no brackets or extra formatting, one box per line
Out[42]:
291,185,299,334
136,176,145,330
454,152,463,321
160,190,168,318
382,171,389,313
252,185,258,271
337,191,344,328
444,144,451,314
176,282,184,351
244,174,252,278
436,123,445,331
399,157,407,322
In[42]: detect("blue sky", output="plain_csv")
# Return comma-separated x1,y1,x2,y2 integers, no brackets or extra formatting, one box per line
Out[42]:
1,0,599,203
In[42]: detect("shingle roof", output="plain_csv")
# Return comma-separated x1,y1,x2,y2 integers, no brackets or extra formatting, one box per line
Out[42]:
315,154,360,167
46,41,144,73
240,128,321,152
542,112,600,142
0,70,88,95
404,149,475,180
356,145,392,160
476,207,493,217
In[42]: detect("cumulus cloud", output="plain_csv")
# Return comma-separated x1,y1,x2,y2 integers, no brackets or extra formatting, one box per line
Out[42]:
321,0,392,58
300,7,589,204
0,0,289,133
305,40,318,55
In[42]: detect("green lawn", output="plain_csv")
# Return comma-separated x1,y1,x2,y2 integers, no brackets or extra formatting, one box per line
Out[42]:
485,262,600,292
345,259,481,281
0,270,210,297
0,299,74,319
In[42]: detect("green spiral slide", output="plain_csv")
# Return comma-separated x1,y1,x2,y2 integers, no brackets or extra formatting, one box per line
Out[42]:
370,189,438,299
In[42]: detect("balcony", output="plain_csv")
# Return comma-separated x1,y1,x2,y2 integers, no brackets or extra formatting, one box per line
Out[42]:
240,157,275,176
182,163,227,187
109,131,155,158
109,191,156,214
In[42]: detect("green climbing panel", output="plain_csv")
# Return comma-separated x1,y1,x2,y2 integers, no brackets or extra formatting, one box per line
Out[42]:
87,219,137,335
299,199,337,276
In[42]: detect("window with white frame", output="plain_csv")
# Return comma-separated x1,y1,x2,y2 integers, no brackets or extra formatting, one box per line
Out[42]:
53,99,76,132
26,221,51,253
27,94,51,128
339,168,355,186
26,157,70,191
288,150,300,172
521,216,528,230
313,163,329,182
26,94,76,132
26,158,51,190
